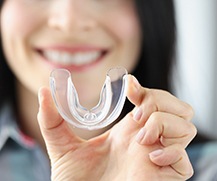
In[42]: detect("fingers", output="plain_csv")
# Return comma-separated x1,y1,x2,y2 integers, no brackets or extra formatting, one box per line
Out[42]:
136,112,197,148
149,144,194,180
37,87,81,156
127,75,194,124
127,75,196,148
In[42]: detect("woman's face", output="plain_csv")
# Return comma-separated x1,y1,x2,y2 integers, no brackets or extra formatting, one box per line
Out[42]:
1,0,141,108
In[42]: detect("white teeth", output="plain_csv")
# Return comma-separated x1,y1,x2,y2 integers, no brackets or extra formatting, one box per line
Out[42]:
43,51,101,66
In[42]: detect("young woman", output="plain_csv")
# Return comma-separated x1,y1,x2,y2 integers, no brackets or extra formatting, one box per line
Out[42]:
0,0,196,180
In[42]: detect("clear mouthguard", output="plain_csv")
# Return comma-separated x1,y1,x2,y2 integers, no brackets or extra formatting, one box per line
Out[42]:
49,67,128,130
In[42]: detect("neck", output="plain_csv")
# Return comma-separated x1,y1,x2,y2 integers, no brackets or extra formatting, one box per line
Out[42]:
15,81,46,151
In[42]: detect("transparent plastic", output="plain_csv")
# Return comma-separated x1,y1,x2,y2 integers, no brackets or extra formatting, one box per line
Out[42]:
50,67,128,130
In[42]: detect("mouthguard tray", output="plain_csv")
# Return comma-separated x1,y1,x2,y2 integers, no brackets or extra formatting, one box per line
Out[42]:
50,67,128,130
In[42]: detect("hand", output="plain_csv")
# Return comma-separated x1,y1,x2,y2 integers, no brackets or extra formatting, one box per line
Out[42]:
37,75,196,181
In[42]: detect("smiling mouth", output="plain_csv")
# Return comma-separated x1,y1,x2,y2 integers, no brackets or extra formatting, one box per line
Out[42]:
37,49,107,69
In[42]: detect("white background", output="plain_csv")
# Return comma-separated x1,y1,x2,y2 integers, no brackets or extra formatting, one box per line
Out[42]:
173,0,217,138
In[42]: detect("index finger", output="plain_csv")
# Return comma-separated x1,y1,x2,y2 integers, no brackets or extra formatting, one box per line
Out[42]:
127,75,194,122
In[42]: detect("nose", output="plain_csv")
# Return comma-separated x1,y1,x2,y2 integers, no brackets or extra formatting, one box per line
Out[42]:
48,0,97,32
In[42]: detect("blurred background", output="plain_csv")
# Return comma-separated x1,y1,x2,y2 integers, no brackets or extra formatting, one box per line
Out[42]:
172,0,217,138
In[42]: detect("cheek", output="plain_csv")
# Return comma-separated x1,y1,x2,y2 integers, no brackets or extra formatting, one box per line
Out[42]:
106,9,141,72
105,4,141,42
1,1,39,38
110,17,140,43
0,1,47,94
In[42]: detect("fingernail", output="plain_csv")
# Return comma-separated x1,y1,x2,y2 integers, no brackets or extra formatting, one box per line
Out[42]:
149,149,163,158
136,128,146,143
133,107,142,122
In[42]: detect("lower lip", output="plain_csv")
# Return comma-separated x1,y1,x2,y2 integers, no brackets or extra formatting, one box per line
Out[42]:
37,51,106,72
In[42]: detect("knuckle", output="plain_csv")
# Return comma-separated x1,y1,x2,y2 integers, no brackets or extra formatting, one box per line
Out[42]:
188,123,197,139
147,112,162,126
173,144,184,154
183,165,194,180
183,103,195,121
149,111,161,121
143,90,158,111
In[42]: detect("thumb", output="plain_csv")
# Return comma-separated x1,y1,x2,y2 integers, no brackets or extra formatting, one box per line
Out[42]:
126,74,143,107
37,87,81,157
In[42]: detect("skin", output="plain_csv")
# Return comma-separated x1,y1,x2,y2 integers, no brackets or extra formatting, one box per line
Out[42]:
38,76,196,180
1,0,141,140
1,0,196,180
